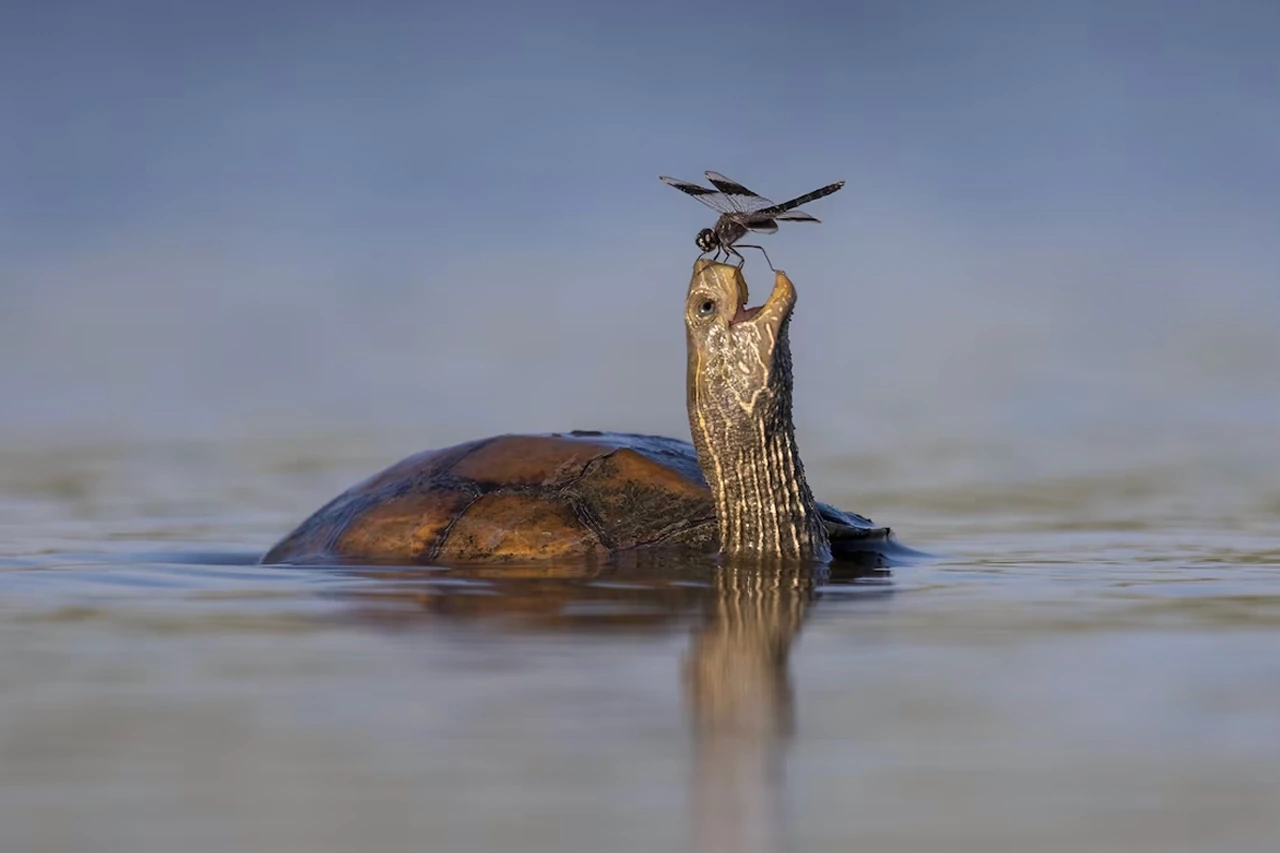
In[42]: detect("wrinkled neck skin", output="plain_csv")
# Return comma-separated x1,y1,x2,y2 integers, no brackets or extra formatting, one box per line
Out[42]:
686,269,831,563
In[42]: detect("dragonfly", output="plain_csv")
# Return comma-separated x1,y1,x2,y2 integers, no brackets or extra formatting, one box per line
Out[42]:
659,171,845,269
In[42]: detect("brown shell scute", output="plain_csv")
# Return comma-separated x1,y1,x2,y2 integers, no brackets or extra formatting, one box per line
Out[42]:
334,488,476,562
450,434,604,488
572,448,715,549
441,493,603,560
261,432,723,565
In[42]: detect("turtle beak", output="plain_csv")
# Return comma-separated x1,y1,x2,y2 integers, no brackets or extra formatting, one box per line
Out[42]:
730,269,796,329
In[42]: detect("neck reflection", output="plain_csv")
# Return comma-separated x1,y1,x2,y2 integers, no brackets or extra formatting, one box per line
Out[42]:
684,557,889,853
685,561,812,853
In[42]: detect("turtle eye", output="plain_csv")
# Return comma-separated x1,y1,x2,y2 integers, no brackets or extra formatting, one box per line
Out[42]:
698,299,716,316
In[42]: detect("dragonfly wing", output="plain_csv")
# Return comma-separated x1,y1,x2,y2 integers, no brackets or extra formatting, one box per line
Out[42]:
745,217,779,234
704,171,776,213
660,175,744,215
774,209,821,222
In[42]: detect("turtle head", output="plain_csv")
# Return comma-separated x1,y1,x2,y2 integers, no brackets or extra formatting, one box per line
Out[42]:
695,228,718,253
684,259,797,420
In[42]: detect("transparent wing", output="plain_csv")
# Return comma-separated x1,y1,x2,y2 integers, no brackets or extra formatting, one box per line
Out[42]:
659,175,745,216
773,210,821,222
704,171,776,213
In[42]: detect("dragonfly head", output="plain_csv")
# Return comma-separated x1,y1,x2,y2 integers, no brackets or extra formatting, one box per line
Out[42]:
695,229,718,253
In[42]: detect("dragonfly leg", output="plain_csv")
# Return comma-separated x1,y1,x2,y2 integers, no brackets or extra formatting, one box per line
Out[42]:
735,244,775,271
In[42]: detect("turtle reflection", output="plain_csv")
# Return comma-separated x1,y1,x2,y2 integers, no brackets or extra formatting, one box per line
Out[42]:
328,554,891,851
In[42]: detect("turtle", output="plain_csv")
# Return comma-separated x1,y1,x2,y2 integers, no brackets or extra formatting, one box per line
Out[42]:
262,260,897,566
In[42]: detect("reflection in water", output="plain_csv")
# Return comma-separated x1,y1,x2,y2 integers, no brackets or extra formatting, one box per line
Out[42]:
685,559,888,853
685,562,810,853
329,554,891,852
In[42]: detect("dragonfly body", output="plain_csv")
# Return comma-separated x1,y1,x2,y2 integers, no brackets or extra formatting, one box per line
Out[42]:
700,217,749,255
661,171,844,267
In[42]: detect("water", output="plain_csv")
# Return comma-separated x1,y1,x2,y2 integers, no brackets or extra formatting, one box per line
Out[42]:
2,431,1278,853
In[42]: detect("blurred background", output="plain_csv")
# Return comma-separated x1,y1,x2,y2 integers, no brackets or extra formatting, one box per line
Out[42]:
3,0,1276,459
2,2,1279,852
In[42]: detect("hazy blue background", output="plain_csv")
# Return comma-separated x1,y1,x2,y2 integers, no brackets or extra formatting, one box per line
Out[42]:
3,0,1277,463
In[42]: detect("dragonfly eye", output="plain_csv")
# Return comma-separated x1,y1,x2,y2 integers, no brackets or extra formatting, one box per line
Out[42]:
695,229,716,252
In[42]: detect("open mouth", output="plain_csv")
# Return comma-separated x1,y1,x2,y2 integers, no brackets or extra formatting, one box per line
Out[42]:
692,259,795,329
730,303,765,325
729,271,794,328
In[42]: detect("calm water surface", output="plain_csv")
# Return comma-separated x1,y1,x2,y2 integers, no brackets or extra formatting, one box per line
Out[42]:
1,432,1278,853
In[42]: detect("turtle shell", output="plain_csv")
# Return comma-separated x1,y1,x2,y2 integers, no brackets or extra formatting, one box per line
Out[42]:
262,431,723,564
263,430,885,566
